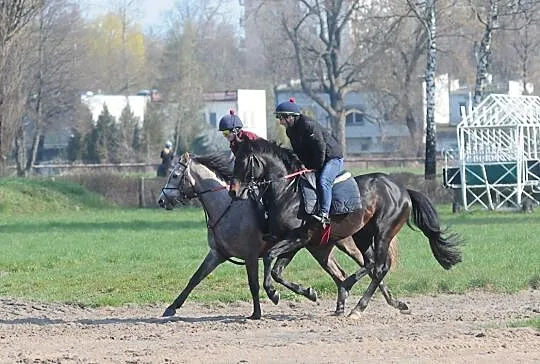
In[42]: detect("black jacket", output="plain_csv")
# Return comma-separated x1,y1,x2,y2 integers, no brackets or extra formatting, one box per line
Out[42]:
286,115,343,170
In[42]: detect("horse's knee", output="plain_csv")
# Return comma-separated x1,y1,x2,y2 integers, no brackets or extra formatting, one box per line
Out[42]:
373,264,389,280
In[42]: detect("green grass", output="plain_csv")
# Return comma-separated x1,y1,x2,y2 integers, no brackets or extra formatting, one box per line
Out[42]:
1,206,538,307
506,318,540,331
0,177,112,214
0,178,538,313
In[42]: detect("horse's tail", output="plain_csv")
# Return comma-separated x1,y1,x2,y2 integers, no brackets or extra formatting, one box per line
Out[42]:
407,189,463,270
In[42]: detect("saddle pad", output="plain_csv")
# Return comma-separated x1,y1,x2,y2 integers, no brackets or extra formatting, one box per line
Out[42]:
299,171,362,216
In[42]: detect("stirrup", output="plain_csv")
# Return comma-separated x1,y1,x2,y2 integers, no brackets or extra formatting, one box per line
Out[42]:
312,213,330,226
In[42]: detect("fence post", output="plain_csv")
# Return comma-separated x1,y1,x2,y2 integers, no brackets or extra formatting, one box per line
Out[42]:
138,177,145,208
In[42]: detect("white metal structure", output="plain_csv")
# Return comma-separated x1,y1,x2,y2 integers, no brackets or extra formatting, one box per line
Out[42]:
444,94,540,210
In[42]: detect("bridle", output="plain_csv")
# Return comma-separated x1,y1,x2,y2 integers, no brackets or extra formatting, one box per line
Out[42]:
241,153,312,195
161,156,228,206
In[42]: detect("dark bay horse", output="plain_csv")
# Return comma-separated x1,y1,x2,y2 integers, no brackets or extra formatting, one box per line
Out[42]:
230,138,463,318
157,151,395,319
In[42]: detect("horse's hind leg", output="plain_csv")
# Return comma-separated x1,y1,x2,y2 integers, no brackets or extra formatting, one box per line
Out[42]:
163,250,225,317
271,250,318,302
361,242,409,312
348,221,405,318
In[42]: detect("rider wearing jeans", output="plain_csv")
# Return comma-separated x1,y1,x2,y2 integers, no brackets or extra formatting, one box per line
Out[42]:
275,98,344,226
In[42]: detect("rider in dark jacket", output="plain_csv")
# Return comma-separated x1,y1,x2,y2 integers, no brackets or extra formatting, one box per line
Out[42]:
275,98,344,226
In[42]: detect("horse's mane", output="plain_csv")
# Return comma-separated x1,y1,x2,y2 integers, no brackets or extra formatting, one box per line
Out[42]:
192,151,234,181
237,138,303,172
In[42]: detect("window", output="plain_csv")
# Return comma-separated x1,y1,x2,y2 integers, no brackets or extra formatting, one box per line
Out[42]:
459,102,467,117
345,110,365,125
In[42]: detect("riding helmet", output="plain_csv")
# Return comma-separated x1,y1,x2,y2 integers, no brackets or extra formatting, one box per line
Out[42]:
275,98,301,115
218,110,243,131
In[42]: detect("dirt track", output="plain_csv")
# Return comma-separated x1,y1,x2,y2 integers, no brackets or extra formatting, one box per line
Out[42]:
1,290,539,363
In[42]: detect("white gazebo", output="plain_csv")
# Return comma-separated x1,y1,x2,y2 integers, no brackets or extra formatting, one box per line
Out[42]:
444,94,540,210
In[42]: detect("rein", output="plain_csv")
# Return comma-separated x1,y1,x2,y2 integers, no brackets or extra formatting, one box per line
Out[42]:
249,168,314,188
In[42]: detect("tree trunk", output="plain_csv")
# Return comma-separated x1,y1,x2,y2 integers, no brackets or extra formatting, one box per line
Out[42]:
424,0,438,180
473,1,498,107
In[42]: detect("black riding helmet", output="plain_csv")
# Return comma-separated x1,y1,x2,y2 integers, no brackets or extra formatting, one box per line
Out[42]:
219,110,243,131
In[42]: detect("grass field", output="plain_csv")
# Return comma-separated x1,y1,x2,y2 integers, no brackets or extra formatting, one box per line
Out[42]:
0,178,538,310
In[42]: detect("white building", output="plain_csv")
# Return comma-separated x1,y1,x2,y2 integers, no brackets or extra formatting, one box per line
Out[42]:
202,89,267,139
80,92,150,126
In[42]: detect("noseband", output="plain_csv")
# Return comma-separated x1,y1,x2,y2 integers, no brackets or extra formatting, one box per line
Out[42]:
161,158,228,206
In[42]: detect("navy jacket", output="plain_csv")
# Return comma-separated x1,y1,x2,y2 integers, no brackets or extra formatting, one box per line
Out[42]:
286,115,343,170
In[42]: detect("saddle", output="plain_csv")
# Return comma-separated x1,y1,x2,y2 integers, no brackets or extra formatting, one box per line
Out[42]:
298,170,362,218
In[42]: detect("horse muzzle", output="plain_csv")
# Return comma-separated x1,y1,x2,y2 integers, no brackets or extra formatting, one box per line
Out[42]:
158,192,176,210
228,179,243,200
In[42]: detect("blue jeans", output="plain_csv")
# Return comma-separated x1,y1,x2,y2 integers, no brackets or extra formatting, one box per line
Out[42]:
317,158,344,215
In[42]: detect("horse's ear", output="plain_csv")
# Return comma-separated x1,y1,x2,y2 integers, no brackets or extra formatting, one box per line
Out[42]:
180,152,190,163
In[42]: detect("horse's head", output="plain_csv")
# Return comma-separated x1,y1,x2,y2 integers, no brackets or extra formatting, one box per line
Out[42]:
230,138,301,199
158,152,196,209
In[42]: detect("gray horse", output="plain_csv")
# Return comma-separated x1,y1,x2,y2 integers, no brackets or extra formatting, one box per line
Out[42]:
158,151,376,319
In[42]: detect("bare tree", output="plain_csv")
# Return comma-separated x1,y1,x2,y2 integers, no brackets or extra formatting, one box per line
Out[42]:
408,0,439,180
18,0,82,175
269,0,392,156
470,0,539,105
0,0,43,176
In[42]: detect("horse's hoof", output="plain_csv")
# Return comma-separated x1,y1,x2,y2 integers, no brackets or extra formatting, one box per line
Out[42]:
333,310,345,317
247,313,261,320
307,287,318,302
270,292,280,305
397,302,410,311
348,310,362,320
162,307,176,317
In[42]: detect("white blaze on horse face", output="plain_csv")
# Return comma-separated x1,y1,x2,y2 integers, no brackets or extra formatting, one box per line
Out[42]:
185,163,196,187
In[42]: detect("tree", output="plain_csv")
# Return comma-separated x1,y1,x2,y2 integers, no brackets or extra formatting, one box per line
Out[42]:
20,0,82,174
270,0,389,156
469,0,539,105
117,103,139,162
141,102,165,161
408,0,439,180
82,12,146,94
0,0,43,176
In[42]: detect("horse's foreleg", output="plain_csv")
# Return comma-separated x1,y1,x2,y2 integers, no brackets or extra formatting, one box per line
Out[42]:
245,257,262,319
271,250,318,302
265,234,309,260
307,243,349,316
163,250,225,317
262,255,280,305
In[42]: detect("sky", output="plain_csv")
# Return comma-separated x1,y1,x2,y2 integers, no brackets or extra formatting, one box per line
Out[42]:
82,0,178,32
82,0,242,32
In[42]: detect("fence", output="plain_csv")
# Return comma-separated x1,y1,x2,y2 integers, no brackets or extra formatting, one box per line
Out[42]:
8,156,441,176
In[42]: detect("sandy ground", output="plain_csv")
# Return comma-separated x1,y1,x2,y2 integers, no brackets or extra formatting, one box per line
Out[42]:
0,290,539,364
